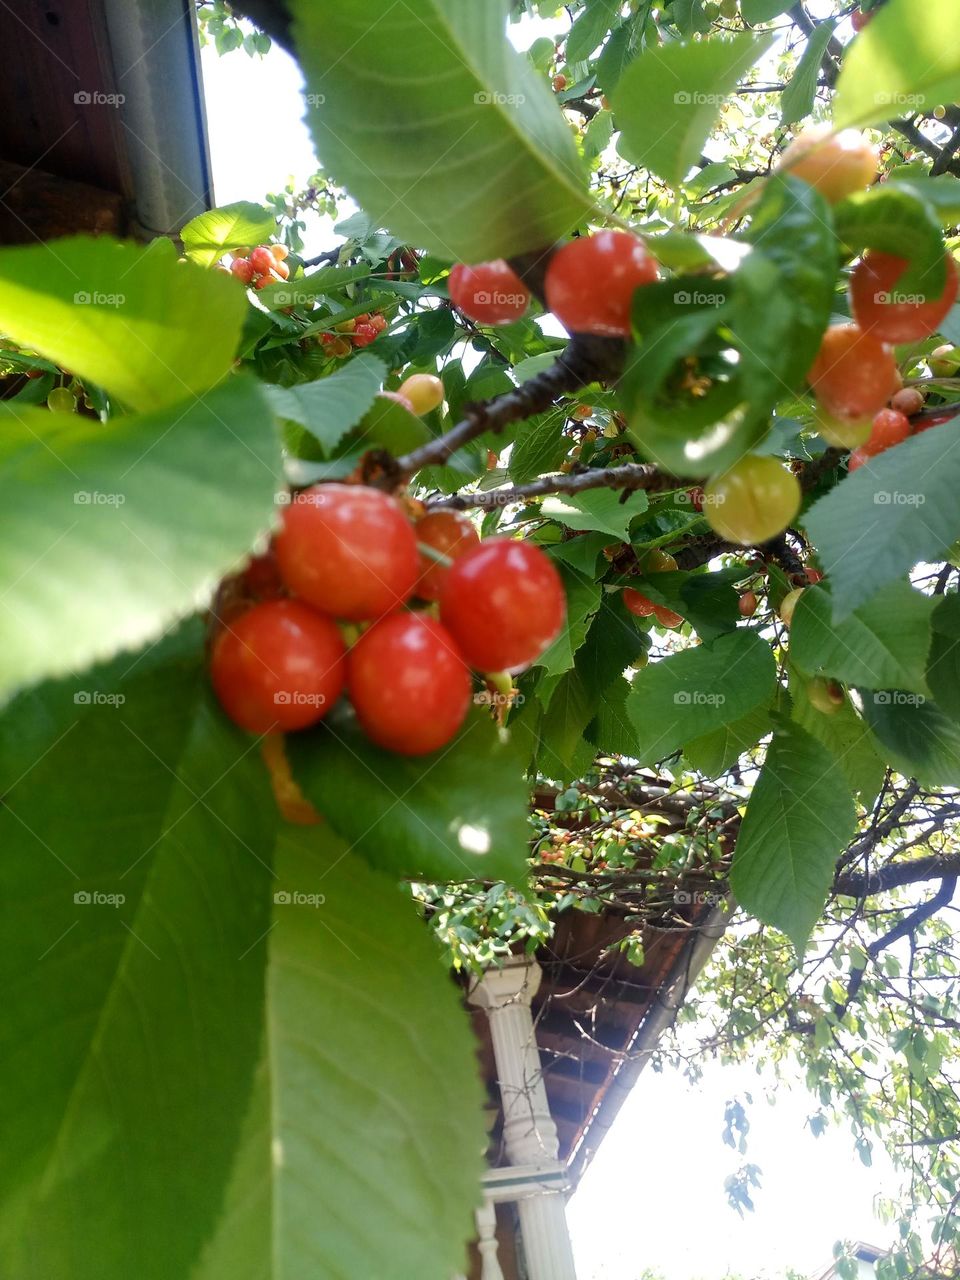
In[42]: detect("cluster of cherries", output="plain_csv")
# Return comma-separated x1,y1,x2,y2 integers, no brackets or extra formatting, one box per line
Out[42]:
210,484,566,756
320,311,388,357
621,549,684,630
227,243,290,290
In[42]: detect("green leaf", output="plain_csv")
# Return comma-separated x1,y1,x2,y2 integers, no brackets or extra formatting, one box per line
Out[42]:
629,566,744,642
834,0,960,130
576,591,649,699
0,378,279,698
288,709,530,884
740,0,791,20
804,419,960,618
180,201,276,267
834,185,947,297
509,411,567,483
195,828,485,1280
353,389,430,454
538,668,596,777
567,0,621,62
625,630,777,764
585,675,636,756
291,0,591,261
537,569,602,677
860,688,960,787
781,19,835,126
541,487,649,539
790,582,935,695
0,237,245,411
927,594,960,723
264,353,384,452
731,719,857,951
612,33,772,187
684,704,773,775
0,626,277,1280
790,667,885,807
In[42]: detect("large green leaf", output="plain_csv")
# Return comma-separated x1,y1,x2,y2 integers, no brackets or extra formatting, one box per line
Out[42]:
291,0,591,261
180,202,277,268
194,828,485,1280
265,354,385,452
566,0,621,62
834,0,960,130
0,237,245,411
781,19,835,126
684,704,773,775
860,689,960,787
537,667,596,778
834,185,947,297
0,379,280,699
288,709,530,884
790,582,935,695
731,719,857,951
625,630,777,764
613,33,772,187
537,569,602,677
789,670,885,809
740,0,791,20
0,626,276,1280
541,488,649,539
804,419,960,618
927,594,960,724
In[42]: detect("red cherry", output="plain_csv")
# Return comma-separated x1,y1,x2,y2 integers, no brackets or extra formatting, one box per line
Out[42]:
368,313,388,334
851,7,873,30
211,599,346,735
270,244,290,261
448,261,530,325
623,588,656,618
804,566,824,585
553,73,568,91
544,231,659,337
850,251,958,343
270,256,290,281
653,605,683,630
890,387,924,417
352,322,379,347
275,484,419,622
254,270,283,291
414,510,480,601
865,407,910,455
347,613,471,755
808,324,900,422
738,591,759,617
249,246,276,276
439,538,566,673
230,258,256,284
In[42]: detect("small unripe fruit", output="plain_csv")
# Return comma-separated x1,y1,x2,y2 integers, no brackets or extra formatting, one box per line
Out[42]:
738,590,759,618
644,548,679,573
270,243,290,261
890,387,924,417
807,676,845,714
813,407,872,449
553,73,568,91
703,456,802,546
779,588,804,626
929,345,960,378
776,126,877,204
398,373,444,416
805,566,823,585
47,387,76,413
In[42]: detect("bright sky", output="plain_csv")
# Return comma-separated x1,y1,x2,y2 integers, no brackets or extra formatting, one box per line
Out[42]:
199,24,899,1280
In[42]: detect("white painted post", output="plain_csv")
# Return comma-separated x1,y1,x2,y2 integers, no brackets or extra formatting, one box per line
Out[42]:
468,956,578,1280
476,1199,506,1280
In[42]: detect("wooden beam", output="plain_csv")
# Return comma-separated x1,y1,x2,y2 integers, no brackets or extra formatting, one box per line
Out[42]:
0,161,124,245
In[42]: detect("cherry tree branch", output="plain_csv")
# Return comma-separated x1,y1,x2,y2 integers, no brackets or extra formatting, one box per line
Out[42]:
428,461,678,511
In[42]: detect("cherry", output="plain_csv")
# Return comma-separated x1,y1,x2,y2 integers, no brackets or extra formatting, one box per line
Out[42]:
738,590,759,618
779,588,804,627
865,407,910,455
850,251,958,344
414,510,480,601
352,322,379,347
254,271,283,290
270,257,291,282
448,261,531,325
249,246,276,276
929,345,960,377
807,676,844,714
399,373,444,416
644,548,678,573
347,613,471,755
47,386,76,413
653,605,683,630
211,599,346,735
231,258,256,285
553,73,568,91
242,546,285,601
321,334,352,358
777,127,877,204
275,484,420,622
544,231,659,337
850,6,873,30
808,324,900,422
890,387,924,416
270,244,290,261
703,456,802,546
439,538,566,673
805,566,824,584
378,389,417,414
814,407,872,449
623,589,655,618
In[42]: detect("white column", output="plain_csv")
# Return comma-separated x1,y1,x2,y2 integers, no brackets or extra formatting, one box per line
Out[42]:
475,1200,505,1280
468,956,578,1280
